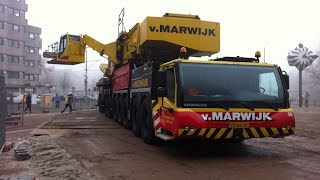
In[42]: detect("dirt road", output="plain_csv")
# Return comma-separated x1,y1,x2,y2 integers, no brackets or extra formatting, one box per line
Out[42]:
1,108,320,180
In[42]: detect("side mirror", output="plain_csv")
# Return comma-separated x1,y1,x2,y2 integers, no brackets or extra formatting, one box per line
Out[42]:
156,71,167,88
283,74,289,90
157,87,167,97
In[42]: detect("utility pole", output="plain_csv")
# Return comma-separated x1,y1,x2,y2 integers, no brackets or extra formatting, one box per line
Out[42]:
84,48,88,98
83,47,101,98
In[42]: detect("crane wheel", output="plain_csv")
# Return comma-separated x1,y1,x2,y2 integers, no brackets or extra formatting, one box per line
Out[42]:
98,95,104,113
112,97,118,122
131,98,141,137
122,97,131,130
104,95,110,118
117,95,123,126
140,98,157,144
105,94,112,118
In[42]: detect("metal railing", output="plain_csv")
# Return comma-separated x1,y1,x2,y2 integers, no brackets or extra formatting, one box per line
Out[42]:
0,74,7,151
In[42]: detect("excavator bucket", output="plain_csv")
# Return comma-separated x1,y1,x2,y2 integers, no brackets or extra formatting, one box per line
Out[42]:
43,34,85,65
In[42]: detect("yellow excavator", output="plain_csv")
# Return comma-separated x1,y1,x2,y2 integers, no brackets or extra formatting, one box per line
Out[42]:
43,10,294,145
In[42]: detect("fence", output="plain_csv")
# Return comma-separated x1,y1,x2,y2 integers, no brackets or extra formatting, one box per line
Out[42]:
5,95,98,114
50,96,98,112
0,75,7,151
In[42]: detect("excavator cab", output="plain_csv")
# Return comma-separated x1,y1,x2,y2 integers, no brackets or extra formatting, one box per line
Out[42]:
43,33,85,65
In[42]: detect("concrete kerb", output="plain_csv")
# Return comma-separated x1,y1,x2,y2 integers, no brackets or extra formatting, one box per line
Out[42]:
292,106,320,114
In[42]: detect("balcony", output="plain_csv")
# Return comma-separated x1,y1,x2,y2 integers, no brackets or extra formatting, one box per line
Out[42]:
5,78,25,87
4,15,28,26
25,53,41,60
5,30,25,41
25,25,41,34
24,38,42,48
24,66,41,75
4,62,25,72
4,0,28,12
0,46,24,56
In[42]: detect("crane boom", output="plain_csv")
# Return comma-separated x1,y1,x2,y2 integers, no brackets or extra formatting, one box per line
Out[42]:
82,35,117,65
43,12,221,75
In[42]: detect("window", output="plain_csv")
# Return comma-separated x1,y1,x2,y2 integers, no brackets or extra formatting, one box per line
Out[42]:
7,7,13,15
0,5,4,12
13,9,20,16
25,32,36,39
13,24,19,32
0,54,3,61
0,21,4,29
59,35,67,53
166,69,175,102
26,60,35,67
25,74,38,81
8,23,20,32
259,72,279,97
69,35,80,41
7,55,20,63
29,33,35,39
6,7,19,16
0,37,3,45
7,39,20,48
7,71,19,79
180,63,286,108
25,46,35,53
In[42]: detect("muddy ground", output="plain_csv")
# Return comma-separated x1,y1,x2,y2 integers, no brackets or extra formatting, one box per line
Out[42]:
1,107,320,180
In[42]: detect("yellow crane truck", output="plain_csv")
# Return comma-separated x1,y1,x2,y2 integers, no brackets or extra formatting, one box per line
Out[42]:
43,11,295,144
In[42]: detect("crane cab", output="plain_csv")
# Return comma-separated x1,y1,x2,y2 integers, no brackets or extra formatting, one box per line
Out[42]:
43,33,85,65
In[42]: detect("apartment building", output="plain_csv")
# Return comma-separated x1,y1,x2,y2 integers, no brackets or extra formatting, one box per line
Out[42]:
0,0,42,93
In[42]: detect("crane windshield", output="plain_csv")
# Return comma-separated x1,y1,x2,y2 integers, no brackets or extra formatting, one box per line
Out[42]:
179,62,287,109
58,34,81,55
58,35,67,54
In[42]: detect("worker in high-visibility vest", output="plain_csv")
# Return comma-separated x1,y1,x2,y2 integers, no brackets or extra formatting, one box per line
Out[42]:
61,92,73,114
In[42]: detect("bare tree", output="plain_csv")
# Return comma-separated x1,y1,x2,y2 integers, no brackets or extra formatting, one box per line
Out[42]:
57,70,73,94
303,57,320,103
305,60,320,86
39,58,55,85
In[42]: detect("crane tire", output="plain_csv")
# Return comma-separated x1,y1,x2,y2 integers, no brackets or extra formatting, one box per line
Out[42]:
131,98,140,137
112,95,118,122
122,96,131,130
140,98,157,144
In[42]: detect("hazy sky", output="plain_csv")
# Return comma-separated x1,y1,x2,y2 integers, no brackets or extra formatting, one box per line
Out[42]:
26,0,320,72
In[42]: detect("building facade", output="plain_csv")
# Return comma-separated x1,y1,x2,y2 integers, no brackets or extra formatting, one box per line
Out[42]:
0,0,42,93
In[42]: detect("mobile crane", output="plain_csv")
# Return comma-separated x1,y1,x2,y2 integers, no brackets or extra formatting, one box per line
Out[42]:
43,10,295,144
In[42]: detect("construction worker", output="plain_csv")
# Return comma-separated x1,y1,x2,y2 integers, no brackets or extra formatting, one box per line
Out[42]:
304,91,310,107
179,47,188,59
55,93,60,108
24,92,32,113
61,92,73,114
